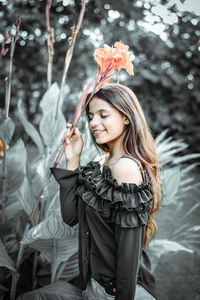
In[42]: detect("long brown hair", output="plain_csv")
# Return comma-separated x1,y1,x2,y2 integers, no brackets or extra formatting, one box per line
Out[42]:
86,83,161,246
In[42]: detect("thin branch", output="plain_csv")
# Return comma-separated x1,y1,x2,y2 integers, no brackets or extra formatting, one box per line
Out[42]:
46,0,54,89
55,0,86,119
6,17,21,118
0,136,7,223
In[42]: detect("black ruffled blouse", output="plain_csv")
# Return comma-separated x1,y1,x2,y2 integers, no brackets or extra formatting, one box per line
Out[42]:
50,161,156,300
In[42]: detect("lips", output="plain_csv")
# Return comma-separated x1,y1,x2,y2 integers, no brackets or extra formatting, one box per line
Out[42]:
93,130,105,137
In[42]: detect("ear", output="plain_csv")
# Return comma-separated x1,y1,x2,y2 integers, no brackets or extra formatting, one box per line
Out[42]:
124,116,129,125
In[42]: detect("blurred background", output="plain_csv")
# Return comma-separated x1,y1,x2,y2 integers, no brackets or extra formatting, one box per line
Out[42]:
0,0,199,153
0,0,200,300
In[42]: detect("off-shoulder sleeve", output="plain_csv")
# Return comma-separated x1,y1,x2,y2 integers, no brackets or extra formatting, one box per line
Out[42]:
76,162,153,228
50,167,79,226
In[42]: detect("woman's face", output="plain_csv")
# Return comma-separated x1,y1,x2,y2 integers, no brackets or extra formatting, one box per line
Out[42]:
88,97,127,146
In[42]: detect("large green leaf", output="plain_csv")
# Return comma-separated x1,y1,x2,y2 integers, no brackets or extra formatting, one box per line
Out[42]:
160,167,181,205
21,214,78,264
0,238,16,272
39,110,66,149
153,249,200,300
59,251,79,281
0,117,15,145
31,155,60,202
17,99,44,156
39,82,62,115
44,191,61,218
8,176,40,225
4,200,23,220
39,83,66,149
171,225,200,250
148,239,193,272
0,139,27,195
21,214,78,282
16,280,82,300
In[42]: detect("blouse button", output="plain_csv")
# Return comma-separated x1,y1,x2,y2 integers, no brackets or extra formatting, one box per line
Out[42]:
86,231,89,235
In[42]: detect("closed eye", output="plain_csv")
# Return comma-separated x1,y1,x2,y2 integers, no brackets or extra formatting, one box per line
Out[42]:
101,115,109,118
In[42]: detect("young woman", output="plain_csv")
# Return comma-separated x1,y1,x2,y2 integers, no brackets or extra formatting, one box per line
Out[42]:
51,83,161,300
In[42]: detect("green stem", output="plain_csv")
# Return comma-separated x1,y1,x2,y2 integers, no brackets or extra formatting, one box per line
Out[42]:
32,251,38,289
55,1,85,120
13,223,30,300
1,137,7,223
47,56,53,89
6,37,14,118
16,222,31,271
51,239,57,283
55,260,67,281
10,271,19,300
5,77,8,113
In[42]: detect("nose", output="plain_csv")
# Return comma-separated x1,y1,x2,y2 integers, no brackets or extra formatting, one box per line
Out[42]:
89,115,100,128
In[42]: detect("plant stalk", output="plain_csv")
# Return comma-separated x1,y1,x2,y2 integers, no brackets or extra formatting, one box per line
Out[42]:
55,0,86,119
10,271,19,300
51,239,57,283
0,137,7,223
55,260,68,281
5,17,21,118
46,0,54,89
6,37,14,118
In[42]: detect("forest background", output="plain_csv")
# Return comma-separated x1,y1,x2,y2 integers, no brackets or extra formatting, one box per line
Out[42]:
0,0,200,300
0,0,199,152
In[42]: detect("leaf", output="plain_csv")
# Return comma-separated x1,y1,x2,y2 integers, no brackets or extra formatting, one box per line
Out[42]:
148,239,193,272
21,214,78,265
39,110,66,149
4,201,23,220
155,129,169,146
173,153,200,164
17,99,44,155
9,177,40,225
0,117,15,145
0,139,27,195
161,167,181,205
0,238,16,272
16,280,82,300
31,153,60,200
39,82,62,116
21,214,78,283
59,251,79,281
44,191,61,218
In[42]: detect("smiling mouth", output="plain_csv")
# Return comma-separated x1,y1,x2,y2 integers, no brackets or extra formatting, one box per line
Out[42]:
93,130,105,137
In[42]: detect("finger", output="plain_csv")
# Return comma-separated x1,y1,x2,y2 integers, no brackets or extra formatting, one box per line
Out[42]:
66,128,71,136
74,127,81,136
62,136,70,144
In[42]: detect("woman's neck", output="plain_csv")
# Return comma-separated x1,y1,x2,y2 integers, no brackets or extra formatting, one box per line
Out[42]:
105,142,126,167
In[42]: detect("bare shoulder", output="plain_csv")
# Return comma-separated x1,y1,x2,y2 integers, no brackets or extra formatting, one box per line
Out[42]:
111,157,143,185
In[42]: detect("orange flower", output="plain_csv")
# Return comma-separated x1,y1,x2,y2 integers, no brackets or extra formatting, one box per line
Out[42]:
94,41,134,76
0,140,9,158
0,140,4,158
0,140,3,151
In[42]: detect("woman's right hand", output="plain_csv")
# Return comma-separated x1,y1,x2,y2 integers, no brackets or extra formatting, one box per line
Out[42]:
63,124,83,162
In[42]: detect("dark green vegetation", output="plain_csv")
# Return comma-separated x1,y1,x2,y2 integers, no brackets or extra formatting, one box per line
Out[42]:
0,0,200,299
0,0,199,153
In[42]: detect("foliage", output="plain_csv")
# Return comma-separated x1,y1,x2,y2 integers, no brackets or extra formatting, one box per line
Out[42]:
0,79,199,298
148,130,200,300
0,0,199,153
0,1,199,299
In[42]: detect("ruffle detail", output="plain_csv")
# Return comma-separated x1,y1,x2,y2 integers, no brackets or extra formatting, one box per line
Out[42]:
77,161,153,228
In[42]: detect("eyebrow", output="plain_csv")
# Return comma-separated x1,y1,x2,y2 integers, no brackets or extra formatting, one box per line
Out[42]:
88,109,109,115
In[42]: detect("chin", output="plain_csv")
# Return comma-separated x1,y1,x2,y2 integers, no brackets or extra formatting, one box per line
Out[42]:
95,139,104,145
